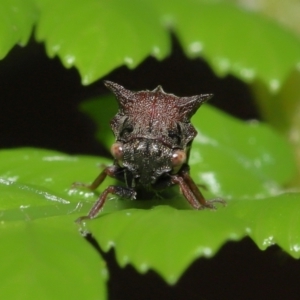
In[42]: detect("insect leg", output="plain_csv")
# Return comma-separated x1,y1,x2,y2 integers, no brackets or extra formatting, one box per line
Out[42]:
72,165,120,190
75,185,136,223
171,170,225,210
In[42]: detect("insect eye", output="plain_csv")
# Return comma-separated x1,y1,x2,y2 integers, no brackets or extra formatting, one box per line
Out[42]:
171,149,186,173
110,142,124,160
168,131,181,144
120,125,133,138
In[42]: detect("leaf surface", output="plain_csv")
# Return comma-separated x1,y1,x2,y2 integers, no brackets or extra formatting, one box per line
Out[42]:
0,150,109,299
34,0,300,90
35,0,170,84
0,0,36,59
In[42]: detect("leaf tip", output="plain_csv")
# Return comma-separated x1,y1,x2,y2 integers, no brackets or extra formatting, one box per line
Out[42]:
124,56,134,66
268,79,281,93
152,46,161,57
290,243,300,258
100,266,109,280
188,41,203,55
82,74,93,86
63,54,76,67
139,262,149,274
166,274,179,285
195,246,213,258
239,67,256,82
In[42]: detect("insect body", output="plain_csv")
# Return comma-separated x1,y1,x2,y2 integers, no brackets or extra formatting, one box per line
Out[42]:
74,81,225,222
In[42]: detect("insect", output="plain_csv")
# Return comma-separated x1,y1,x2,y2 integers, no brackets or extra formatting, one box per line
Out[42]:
73,81,225,222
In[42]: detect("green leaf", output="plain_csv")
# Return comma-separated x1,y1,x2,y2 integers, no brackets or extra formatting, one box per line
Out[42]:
35,0,170,85
227,0,300,37
191,105,295,198
35,0,300,90
230,193,300,258
1,147,298,286
79,97,116,150
0,149,109,299
0,0,37,59
87,205,246,284
252,69,300,184
86,192,300,283
0,217,108,299
151,0,300,92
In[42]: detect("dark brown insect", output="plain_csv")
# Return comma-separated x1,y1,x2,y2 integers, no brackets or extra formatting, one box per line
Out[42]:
74,81,225,222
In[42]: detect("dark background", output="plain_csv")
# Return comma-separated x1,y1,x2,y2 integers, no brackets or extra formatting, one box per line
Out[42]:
1,37,300,299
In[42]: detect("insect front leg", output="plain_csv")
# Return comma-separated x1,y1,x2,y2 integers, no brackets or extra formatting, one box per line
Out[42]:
75,185,136,223
171,169,226,210
72,165,119,190
73,165,136,223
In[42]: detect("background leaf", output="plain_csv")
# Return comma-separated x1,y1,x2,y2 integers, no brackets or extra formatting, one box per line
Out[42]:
228,0,300,37
252,70,300,184
34,0,300,90
35,0,170,85
191,105,295,197
0,0,36,59
151,0,300,92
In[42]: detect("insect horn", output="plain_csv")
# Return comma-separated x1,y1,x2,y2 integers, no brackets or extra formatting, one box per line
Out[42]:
178,93,213,119
104,81,135,108
152,85,165,93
